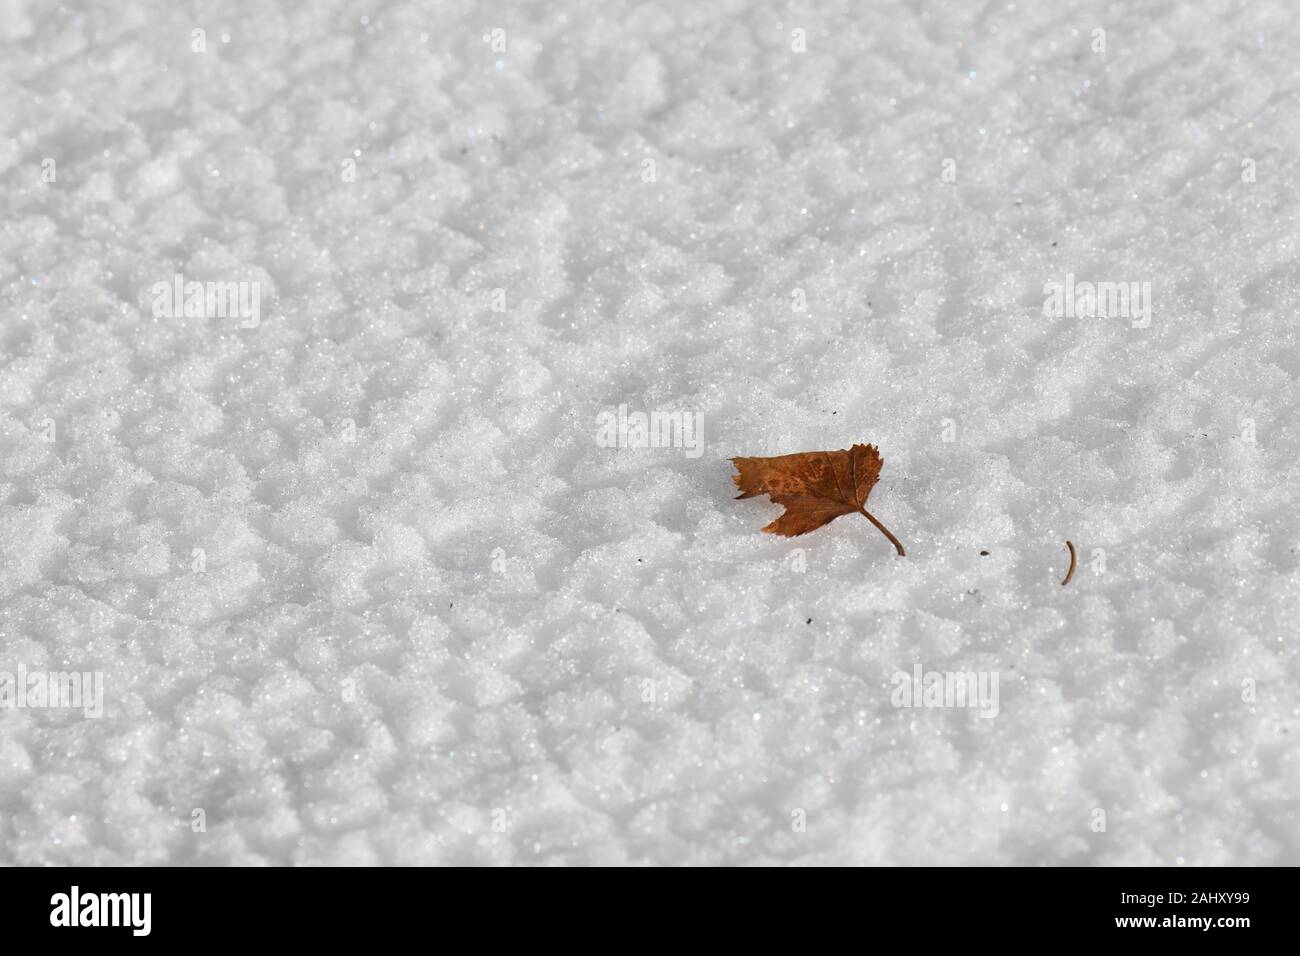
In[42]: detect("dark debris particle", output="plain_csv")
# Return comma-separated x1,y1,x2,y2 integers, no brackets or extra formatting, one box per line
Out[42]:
806,618,812,624
980,550,990,556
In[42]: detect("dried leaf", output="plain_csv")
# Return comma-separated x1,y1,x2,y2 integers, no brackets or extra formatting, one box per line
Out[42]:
730,444,905,556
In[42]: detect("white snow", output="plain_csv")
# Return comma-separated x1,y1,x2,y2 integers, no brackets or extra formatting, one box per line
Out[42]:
1,0,1297,864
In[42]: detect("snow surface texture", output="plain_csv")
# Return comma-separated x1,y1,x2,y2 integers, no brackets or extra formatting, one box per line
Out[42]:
1,0,1298,866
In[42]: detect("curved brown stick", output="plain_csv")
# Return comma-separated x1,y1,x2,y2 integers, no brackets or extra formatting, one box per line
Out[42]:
1061,540,1077,586
859,508,905,557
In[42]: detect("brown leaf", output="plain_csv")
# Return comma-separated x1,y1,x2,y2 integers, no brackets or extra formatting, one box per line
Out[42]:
730,444,905,556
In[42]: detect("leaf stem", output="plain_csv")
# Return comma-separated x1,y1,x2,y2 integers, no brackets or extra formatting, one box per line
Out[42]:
859,508,905,557
1061,540,1077,586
